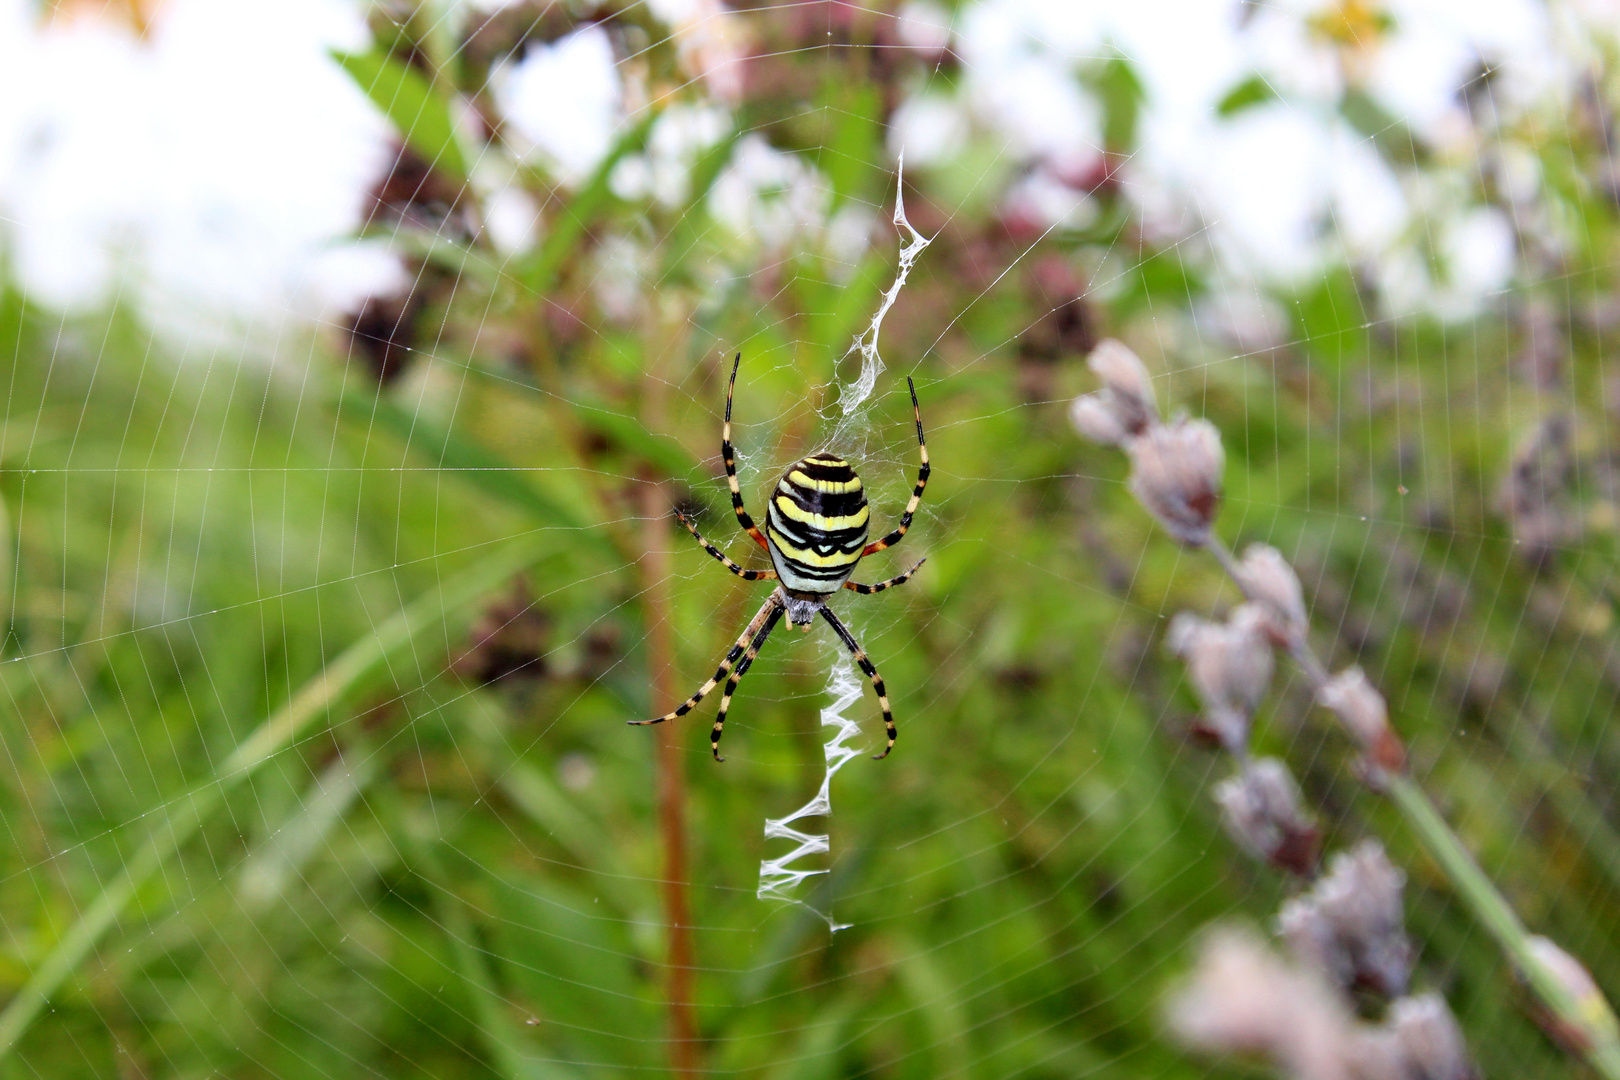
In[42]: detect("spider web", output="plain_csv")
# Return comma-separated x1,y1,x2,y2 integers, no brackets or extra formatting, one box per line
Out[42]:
0,1,1616,1078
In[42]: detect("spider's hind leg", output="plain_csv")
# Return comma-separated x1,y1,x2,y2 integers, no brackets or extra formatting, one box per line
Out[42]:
844,557,927,594
632,593,781,729
818,606,897,759
710,600,786,761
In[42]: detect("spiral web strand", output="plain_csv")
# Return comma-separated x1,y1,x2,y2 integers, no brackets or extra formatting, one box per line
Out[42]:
756,161,932,928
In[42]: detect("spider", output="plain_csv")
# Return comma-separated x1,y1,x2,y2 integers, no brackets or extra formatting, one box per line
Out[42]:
631,354,930,761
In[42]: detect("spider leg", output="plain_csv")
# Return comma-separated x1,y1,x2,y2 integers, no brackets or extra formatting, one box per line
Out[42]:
723,353,770,551
844,556,926,595
818,607,896,759
674,508,777,581
631,594,781,728
710,600,785,761
863,376,930,557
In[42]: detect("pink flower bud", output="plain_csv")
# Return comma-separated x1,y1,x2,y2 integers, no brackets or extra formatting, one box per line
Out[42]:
1168,927,1358,1080
1127,417,1223,546
1069,393,1130,446
1235,543,1309,645
1318,667,1406,773
1167,605,1274,753
1087,338,1158,433
1214,758,1318,875
1279,840,1411,999
1387,994,1478,1080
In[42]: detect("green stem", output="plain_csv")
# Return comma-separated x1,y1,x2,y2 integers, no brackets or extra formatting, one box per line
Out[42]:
0,537,546,1061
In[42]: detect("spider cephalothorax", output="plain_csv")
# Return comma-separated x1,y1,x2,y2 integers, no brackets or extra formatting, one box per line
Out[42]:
630,354,929,761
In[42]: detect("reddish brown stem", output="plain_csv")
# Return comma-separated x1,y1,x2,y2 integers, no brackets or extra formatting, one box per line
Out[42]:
641,478,699,1079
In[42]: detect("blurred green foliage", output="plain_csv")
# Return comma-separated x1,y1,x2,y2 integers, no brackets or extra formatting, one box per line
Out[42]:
3,7,1620,1080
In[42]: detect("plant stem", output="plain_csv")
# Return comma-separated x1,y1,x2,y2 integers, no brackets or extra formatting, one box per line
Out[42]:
641,477,699,1080
1209,536,1620,1076
1386,777,1620,1074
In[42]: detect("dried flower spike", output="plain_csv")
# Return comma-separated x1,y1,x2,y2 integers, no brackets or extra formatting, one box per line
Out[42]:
1167,927,1356,1080
1318,667,1406,774
1215,758,1319,876
1279,839,1412,999
1127,417,1224,546
1167,604,1275,754
1235,543,1309,646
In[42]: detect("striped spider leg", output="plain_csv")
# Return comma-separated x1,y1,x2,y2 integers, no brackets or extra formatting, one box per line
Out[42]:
673,508,777,582
818,606,898,759
722,353,770,551
631,593,784,761
860,377,930,558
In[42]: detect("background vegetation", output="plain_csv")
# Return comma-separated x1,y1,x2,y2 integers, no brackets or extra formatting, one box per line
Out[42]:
2,1,1619,1077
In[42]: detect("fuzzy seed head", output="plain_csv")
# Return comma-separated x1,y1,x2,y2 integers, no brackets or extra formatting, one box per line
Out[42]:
1214,758,1318,875
1279,839,1411,999
1167,604,1275,753
1236,544,1309,644
1128,417,1224,545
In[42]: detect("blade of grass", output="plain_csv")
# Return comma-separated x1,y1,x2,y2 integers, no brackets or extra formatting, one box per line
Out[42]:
236,742,380,912
334,48,470,182
460,696,648,913
516,107,661,299
0,536,547,1060
390,801,583,1080
347,388,598,537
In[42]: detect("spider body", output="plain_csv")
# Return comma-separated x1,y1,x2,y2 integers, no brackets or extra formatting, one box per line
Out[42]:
631,354,929,761
767,453,870,604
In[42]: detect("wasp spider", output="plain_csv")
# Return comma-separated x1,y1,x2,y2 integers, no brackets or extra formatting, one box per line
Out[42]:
631,354,929,761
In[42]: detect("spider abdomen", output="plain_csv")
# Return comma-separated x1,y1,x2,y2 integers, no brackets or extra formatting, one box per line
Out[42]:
765,452,869,594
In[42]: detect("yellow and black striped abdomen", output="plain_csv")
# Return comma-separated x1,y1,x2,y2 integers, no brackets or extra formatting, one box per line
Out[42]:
765,453,870,594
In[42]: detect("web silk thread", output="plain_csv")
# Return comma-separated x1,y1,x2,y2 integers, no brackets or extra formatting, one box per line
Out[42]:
834,154,932,423
757,162,932,929
756,655,863,930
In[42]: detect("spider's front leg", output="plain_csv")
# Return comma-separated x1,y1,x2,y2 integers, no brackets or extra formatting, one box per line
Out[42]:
862,377,930,558
710,600,785,761
722,353,770,551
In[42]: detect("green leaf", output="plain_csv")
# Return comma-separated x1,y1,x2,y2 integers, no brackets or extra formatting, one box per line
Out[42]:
1216,74,1279,117
334,48,469,182
515,106,662,298
567,391,708,492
